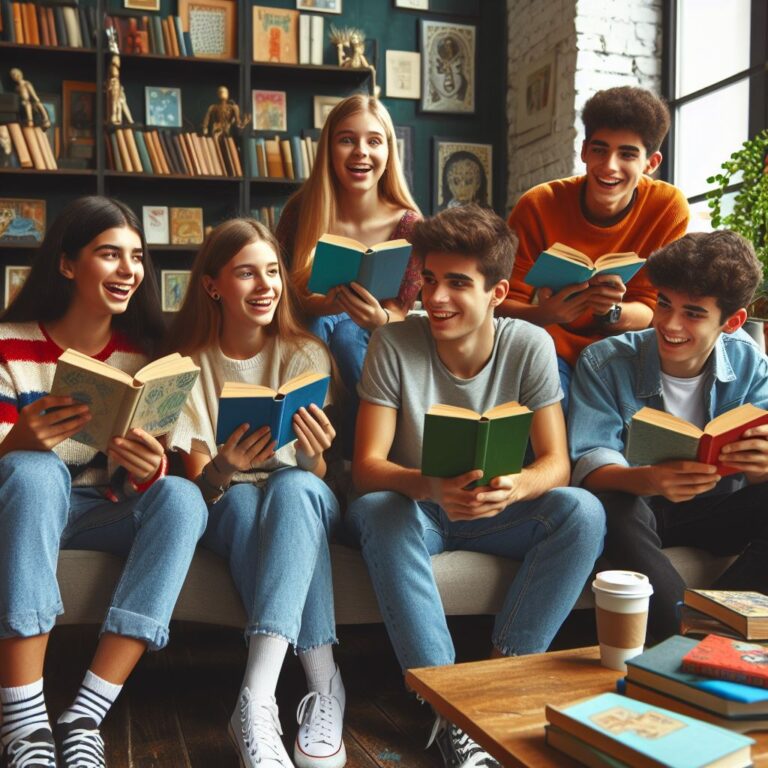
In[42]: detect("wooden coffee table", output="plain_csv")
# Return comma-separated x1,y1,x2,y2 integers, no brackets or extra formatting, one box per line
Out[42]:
406,646,768,767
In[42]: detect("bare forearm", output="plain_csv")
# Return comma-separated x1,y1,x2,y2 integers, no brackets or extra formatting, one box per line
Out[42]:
352,457,425,500
613,301,653,332
518,454,571,499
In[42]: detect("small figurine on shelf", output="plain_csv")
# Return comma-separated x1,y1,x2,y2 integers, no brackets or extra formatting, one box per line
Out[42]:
9,68,51,130
201,85,251,137
106,55,134,126
328,26,380,97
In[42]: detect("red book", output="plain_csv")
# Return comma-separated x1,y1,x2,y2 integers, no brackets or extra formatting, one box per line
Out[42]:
681,633,768,688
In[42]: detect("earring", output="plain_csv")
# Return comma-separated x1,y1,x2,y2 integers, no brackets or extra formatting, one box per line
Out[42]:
211,292,220,301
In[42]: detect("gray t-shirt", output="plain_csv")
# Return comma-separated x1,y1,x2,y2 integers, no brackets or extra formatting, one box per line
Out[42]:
358,315,562,469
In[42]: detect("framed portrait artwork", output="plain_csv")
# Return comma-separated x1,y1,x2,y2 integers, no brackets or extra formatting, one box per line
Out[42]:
394,125,414,189
516,50,556,143
420,20,475,114
4,266,31,308
394,0,428,8
145,87,182,128
161,270,192,313
432,138,492,214
124,0,160,11
252,90,287,132
296,0,341,12
0,198,46,244
313,95,343,129
386,50,421,99
39,93,60,159
62,81,96,160
179,0,237,59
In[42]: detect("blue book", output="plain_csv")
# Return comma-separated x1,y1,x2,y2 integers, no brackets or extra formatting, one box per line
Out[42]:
183,30,193,56
172,15,187,56
215,373,330,450
524,242,645,293
307,234,412,300
545,692,753,768
626,635,768,719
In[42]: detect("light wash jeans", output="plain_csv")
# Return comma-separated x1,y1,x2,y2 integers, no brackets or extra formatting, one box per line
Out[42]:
0,451,207,650
347,488,605,671
557,355,572,417
201,467,340,651
309,313,369,458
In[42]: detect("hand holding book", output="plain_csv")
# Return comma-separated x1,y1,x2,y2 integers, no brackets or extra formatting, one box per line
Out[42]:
109,426,165,484
214,423,276,480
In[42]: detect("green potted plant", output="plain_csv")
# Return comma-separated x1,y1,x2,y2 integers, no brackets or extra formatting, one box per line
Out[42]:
707,128,768,347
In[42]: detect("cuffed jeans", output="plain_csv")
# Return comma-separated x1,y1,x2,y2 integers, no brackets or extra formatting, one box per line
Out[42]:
600,484,768,641
0,451,207,650
346,488,605,671
201,467,340,651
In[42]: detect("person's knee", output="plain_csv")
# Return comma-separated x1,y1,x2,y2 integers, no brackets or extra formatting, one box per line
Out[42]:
549,487,606,540
0,449,68,489
265,467,339,527
348,491,414,541
143,475,208,535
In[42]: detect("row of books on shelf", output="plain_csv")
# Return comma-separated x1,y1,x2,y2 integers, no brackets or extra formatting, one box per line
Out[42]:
243,134,318,181
105,13,193,58
0,0,96,47
104,126,243,178
249,205,284,232
0,123,56,169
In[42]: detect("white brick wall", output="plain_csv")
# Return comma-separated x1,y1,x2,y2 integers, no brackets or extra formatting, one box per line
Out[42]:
506,0,663,212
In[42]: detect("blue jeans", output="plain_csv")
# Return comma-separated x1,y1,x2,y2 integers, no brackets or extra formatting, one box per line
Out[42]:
201,467,340,651
0,451,207,650
346,488,605,670
309,313,370,458
557,356,572,417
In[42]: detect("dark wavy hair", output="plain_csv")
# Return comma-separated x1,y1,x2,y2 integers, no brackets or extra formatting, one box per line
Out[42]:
647,230,762,320
582,86,671,154
1,196,164,354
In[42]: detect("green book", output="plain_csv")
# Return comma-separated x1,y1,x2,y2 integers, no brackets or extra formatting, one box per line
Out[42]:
133,129,153,175
421,401,533,486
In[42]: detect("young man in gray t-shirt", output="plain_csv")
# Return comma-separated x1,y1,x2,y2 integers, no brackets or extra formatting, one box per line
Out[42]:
346,205,605,768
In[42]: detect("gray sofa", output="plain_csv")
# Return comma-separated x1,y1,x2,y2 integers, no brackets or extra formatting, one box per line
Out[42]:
56,545,735,628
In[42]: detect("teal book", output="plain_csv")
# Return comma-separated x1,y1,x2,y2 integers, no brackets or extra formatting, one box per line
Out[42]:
291,135,304,179
524,242,645,293
307,234,412,300
421,401,533,486
215,372,330,450
626,635,768,719
133,130,153,175
545,692,754,768
172,15,187,56
245,136,259,178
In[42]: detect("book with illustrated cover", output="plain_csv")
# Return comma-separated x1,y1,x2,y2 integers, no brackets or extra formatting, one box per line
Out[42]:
215,372,330,450
684,590,768,641
523,242,645,293
421,401,533,486
545,692,753,768
625,404,768,476
50,349,200,453
252,6,298,64
682,634,768,689
307,234,412,300
170,206,204,245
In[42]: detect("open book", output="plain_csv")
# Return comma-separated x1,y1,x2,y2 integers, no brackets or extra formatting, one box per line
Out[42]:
421,401,533,486
524,242,645,293
215,372,330,450
51,349,200,453
625,404,768,476
307,234,412,300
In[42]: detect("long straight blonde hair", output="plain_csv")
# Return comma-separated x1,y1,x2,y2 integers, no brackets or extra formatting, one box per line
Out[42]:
286,94,420,290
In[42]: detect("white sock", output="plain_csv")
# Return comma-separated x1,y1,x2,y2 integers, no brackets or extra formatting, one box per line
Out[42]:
58,670,122,727
0,678,50,746
299,644,336,695
242,635,289,700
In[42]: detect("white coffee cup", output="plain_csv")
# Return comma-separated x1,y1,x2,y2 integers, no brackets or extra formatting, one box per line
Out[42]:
592,570,653,671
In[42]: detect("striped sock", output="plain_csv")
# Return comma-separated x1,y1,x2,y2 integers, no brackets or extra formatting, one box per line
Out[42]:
0,678,51,747
57,670,122,727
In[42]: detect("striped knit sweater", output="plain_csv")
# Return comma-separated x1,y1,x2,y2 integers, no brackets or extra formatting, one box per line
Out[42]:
0,321,148,487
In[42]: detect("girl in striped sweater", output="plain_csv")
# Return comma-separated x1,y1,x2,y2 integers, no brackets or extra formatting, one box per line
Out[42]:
0,196,207,768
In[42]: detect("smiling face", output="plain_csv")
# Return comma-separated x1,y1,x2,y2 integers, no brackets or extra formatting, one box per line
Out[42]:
330,110,389,196
204,239,282,335
653,287,745,377
580,128,662,222
59,226,144,319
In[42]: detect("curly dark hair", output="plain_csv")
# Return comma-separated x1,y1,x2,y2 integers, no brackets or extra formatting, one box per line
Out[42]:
582,86,670,154
410,204,517,290
647,231,763,320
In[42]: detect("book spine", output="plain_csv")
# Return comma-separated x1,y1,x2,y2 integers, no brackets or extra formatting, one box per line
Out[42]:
1,0,16,42
474,420,491,483
21,125,45,168
151,15,164,55
173,15,186,56
38,5,49,45
310,15,323,65
227,136,242,176
291,135,304,179
11,2,23,44
53,5,65,46
109,131,123,172
7,122,31,167
124,127,143,173
298,14,310,65
24,1,39,45
682,659,768,689
132,128,153,174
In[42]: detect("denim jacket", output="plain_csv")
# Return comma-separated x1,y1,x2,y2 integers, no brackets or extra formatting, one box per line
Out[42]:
568,328,768,488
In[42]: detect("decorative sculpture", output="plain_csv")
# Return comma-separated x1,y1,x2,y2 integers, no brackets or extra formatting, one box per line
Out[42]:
201,86,251,137
9,68,50,130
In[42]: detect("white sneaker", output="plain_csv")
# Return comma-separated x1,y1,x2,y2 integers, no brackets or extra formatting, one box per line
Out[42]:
228,688,295,768
293,665,346,768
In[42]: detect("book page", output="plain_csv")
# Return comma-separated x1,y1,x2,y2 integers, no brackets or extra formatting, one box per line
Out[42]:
318,233,366,252
593,252,642,269
705,403,768,437
427,403,481,420
130,370,199,436
482,401,530,419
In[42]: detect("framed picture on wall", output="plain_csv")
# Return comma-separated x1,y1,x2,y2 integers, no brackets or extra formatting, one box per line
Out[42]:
432,138,492,214
516,50,556,143
39,93,60,159
145,86,182,128
313,95,343,129
252,90,287,131
0,198,45,243
394,0,428,8
4,265,31,308
296,0,341,12
420,20,475,114
386,50,421,99
179,0,237,59
62,81,96,160
161,270,192,313
394,125,414,189
124,0,160,11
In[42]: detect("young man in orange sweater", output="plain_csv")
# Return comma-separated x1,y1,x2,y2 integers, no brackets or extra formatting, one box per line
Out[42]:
500,86,689,412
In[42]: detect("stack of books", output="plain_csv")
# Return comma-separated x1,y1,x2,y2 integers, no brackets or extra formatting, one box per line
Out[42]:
243,133,316,181
679,589,768,641
0,122,57,170
298,13,324,65
105,13,195,57
1,0,97,47
104,127,242,178
545,691,754,767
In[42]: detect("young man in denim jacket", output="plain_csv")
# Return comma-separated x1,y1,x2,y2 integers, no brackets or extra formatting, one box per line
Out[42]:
569,231,768,641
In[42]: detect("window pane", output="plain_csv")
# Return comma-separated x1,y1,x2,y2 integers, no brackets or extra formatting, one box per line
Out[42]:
674,80,750,199
687,193,737,233
676,0,751,97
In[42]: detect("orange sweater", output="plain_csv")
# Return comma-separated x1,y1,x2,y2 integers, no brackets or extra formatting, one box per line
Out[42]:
506,175,689,367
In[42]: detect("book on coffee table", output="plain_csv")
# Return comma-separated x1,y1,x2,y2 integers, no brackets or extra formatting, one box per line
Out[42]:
545,724,628,767
682,634,768,689
683,590,768,641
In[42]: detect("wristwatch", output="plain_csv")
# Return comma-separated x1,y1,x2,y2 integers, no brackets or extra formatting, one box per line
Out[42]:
596,303,622,325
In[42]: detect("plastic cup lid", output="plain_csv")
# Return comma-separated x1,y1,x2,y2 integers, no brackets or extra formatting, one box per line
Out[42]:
592,570,653,596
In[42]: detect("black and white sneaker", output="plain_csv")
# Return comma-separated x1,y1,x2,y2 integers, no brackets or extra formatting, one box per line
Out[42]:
54,718,105,767
1,728,57,767
427,717,500,768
